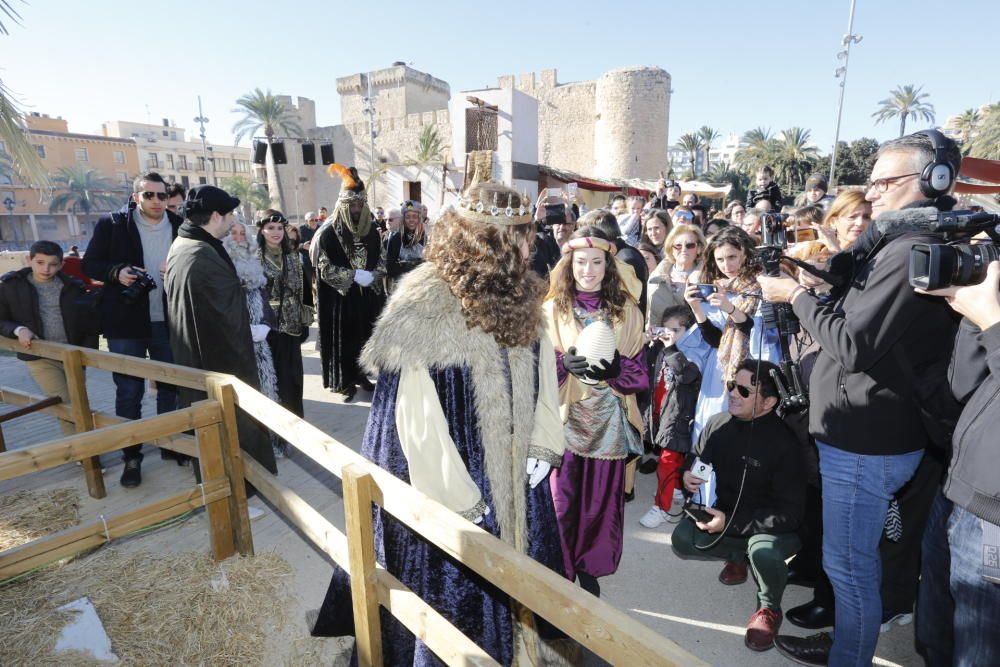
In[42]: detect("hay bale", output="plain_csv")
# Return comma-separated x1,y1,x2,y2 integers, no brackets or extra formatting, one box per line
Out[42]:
0,488,81,551
0,548,294,666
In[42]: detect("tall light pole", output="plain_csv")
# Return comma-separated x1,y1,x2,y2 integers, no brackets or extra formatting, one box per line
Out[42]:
829,0,863,186
194,96,214,184
362,73,378,204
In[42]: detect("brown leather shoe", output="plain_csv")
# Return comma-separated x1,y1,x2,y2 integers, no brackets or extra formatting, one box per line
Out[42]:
719,561,749,585
745,607,782,651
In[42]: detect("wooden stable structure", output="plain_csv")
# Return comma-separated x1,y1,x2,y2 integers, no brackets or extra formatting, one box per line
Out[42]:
0,337,705,667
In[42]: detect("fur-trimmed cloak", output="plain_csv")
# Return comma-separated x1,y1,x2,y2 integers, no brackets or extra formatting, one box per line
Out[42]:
312,263,572,666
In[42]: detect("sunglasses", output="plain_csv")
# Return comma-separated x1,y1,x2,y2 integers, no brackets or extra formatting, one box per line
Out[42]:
140,191,169,201
673,242,698,250
726,381,753,398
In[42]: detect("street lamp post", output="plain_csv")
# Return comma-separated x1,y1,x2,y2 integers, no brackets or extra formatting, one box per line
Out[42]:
829,0,863,186
194,96,214,184
362,72,378,205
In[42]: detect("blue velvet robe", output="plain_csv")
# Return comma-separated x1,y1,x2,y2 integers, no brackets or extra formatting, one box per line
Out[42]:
312,352,567,666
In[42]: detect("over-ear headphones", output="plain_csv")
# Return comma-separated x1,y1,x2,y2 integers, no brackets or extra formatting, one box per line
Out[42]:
916,129,956,198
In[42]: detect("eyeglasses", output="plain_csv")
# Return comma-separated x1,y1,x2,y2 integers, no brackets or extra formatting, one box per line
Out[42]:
865,172,920,194
140,191,169,201
726,380,753,398
673,242,698,250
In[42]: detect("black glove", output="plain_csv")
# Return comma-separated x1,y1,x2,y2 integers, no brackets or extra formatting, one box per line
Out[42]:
563,347,590,378
584,350,622,382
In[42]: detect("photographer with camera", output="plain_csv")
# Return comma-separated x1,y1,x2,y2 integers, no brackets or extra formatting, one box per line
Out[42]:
759,131,962,666
914,260,1000,665
529,189,575,279
671,358,805,652
82,172,183,488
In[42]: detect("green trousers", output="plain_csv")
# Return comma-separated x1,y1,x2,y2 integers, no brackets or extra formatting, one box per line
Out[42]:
671,517,801,610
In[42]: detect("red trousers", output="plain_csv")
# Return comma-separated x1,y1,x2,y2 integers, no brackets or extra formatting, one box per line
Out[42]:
655,449,685,510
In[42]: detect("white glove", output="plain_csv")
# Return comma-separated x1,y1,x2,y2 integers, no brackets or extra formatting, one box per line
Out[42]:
250,324,270,343
353,269,374,287
472,505,492,525
526,457,553,489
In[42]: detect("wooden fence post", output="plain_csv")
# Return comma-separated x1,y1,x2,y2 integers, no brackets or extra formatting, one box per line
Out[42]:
61,349,105,499
343,463,383,667
205,377,253,556
195,420,235,561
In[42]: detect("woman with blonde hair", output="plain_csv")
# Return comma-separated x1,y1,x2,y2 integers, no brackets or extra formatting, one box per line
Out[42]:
543,226,648,598
647,223,706,328
311,182,570,665
815,190,873,253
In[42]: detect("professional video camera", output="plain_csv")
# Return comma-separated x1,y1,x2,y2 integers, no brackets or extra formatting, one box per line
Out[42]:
907,210,1000,290
754,212,809,414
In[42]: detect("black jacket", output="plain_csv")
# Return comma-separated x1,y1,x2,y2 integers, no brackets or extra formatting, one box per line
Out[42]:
791,206,959,456
614,238,648,316
747,182,784,209
695,411,805,536
644,342,701,453
385,229,424,279
944,319,1000,524
81,201,183,339
0,268,99,360
530,226,561,278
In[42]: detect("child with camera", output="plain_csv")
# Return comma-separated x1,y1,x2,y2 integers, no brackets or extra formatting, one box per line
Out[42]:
638,306,702,529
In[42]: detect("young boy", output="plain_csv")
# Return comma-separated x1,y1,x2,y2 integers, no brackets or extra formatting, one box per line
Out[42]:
0,241,99,435
640,305,702,529
747,165,784,210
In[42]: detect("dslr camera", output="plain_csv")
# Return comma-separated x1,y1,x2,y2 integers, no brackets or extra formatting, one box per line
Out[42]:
908,211,1000,290
121,267,157,305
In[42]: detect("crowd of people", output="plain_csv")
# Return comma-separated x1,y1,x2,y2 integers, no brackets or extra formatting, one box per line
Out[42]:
1,128,998,667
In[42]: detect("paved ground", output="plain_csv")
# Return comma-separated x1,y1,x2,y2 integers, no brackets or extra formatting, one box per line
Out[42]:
0,339,921,666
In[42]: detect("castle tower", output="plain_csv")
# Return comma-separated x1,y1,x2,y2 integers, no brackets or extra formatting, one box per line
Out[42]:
594,66,671,179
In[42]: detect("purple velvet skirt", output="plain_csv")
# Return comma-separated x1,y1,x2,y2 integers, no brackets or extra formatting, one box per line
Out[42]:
549,450,626,580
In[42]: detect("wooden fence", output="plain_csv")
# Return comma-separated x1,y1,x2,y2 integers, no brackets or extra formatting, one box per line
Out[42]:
0,337,704,667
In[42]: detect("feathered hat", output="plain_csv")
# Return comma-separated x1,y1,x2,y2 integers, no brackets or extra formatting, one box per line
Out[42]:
327,164,367,203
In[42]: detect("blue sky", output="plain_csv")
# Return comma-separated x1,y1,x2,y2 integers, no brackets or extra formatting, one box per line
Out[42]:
2,0,997,155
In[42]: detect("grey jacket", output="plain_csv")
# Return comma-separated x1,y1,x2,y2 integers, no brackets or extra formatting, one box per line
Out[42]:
944,319,1000,524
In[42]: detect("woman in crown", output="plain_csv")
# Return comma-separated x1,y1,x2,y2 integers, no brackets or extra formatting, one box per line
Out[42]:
311,182,574,665
542,221,648,598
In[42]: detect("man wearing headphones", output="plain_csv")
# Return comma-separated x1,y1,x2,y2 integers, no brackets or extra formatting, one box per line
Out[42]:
758,131,962,666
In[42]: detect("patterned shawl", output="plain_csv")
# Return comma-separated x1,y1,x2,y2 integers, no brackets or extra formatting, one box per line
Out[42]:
716,275,763,383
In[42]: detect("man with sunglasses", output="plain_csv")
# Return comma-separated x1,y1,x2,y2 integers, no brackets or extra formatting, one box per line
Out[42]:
82,171,183,488
671,358,805,653
759,132,962,666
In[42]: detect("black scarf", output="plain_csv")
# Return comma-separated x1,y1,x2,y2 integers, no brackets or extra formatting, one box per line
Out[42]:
178,221,237,274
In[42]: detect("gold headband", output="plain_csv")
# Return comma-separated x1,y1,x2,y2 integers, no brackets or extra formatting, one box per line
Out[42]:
560,236,618,256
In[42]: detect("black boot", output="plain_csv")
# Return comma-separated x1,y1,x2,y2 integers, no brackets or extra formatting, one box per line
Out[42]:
773,632,832,666
120,457,142,488
577,572,601,598
786,600,835,630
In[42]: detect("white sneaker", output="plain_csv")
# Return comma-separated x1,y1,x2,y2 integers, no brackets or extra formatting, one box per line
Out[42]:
247,506,265,521
880,611,913,633
639,505,669,529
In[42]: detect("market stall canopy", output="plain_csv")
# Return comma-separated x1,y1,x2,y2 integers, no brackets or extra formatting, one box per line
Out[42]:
539,165,733,200
955,156,1000,195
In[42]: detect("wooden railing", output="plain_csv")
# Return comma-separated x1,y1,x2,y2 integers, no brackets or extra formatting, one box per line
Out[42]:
0,337,705,666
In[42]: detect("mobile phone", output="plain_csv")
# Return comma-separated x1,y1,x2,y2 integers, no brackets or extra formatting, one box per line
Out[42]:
684,505,715,524
794,228,819,243
650,326,667,336
695,283,717,300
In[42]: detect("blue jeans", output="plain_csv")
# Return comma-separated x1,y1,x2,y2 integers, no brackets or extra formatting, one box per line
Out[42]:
817,441,923,667
107,322,177,460
918,492,1000,667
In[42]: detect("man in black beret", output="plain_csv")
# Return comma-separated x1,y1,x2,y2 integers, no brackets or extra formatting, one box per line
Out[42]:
165,185,277,500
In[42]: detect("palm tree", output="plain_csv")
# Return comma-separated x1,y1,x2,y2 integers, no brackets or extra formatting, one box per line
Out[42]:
0,6,47,188
48,167,123,220
221,175,271,222
676,133,705,177
734,127,777,175
968,103,1000,160
698,126,721,172
872,84,935,137
704,161,749,204
771,127,820,192
952,108,981,154
231,89,304,212
403,125,450,205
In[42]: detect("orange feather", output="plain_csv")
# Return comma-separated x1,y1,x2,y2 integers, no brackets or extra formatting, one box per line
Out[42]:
327,163,359,190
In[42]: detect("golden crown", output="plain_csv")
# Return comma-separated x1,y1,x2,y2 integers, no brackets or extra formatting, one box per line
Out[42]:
456,188,533,226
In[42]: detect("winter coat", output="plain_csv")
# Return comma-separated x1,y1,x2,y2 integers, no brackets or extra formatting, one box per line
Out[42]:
747,182,784,209
81,201,183,339
0,268,99,360
614,238,648,316
644,341,701,453
944,319,1000,524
